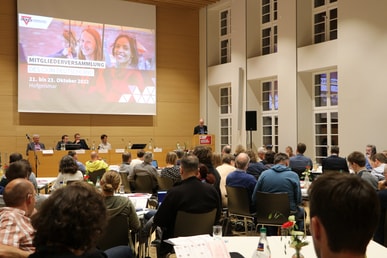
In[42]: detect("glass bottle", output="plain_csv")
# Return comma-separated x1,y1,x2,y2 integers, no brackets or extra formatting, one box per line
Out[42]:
252,227,271,258
128,141,132,150
96,176,101,190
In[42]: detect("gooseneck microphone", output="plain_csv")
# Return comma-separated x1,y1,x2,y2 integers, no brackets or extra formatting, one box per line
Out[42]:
26,134,31,140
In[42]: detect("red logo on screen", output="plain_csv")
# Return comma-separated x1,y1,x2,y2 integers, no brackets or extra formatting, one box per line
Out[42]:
21,16,32,25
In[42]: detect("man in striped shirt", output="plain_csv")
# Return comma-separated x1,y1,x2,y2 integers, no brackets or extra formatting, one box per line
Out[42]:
0,178,35,252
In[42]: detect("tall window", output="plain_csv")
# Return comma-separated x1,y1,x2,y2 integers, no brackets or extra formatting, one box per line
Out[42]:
314,71,338,163
220,87,232,149
313,0,338,44
261,0,277,55
220,8,231,64
261,80,278,151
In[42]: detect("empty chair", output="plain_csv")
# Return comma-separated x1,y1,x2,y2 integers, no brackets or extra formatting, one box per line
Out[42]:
173,208,217,237
97,214,130,251
134,174,155,194
88,168,106,184
225,185,255,235
156,176,175,191
255,191,290,231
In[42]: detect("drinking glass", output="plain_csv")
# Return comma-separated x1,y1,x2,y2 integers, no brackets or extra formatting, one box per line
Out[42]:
213,225,222,240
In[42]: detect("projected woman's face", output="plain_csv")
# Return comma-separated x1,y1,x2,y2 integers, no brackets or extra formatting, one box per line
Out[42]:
80,31,96,60
114,37,132,67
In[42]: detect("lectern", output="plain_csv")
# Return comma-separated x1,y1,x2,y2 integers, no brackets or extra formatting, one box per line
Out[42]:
191,134,215,151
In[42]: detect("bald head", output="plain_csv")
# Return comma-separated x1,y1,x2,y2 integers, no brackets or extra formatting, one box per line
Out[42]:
90,151,98,160
235,153,250,170
4,178,35,215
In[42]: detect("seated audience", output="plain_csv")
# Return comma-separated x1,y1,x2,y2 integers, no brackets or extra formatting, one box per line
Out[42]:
285,146,294,158
68,150,86,174
29,182,108,258
197,163,215,184
262,150,275,169
253,152,304,231
245,149,267,179
73,133,89,150
98,134,112,150
153,155,221,257
347,151,378,190
370,153,387,181
308,173,380,258
51,155,84,191
365,144,377,170
0,160,37,195
86,151,109,173
130,152,158,193
233,144,246,157
0,154,37,191
216,154,236,207
174,149,184,167
221,145,232,156
289,143,313,178
0,179,35,252
119,152,132,174
211,153,222,168
130,149,145,168
160,152,181,184
322,146,349,173
25,134,45,156
257,146,266,162
226,153,257,213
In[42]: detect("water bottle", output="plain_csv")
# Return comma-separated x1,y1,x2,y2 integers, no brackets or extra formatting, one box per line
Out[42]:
128,141,132,150
96,176,101,190
252,227,271,258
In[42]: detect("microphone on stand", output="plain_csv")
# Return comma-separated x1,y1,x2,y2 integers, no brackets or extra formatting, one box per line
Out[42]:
26,134,31,140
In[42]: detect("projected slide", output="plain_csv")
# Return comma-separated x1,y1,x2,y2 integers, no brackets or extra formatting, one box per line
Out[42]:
17,0,156,115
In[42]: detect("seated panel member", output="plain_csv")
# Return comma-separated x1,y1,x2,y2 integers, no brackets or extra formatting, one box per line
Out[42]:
73,133,89,150
26,134,45,156
55,134,70,150
193,118,208,135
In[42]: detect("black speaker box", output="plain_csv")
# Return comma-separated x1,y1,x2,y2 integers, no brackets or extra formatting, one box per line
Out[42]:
245,111,257,131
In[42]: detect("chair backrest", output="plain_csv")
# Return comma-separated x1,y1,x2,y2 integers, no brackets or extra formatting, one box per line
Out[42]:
156,176,174,191
88,169,106,184
173,209,217,237
226,185,252,217
255,191,290,226
97,214,129,250
135,174,154,194
119,172,131,193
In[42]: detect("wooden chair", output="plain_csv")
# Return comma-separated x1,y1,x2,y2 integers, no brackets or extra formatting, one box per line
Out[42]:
225,186,255,235
97,214,130,251
254,191,290,232
156,176,175,191
134,174,154,194
88,169,106,184
119,172,131,193
173,209,217,237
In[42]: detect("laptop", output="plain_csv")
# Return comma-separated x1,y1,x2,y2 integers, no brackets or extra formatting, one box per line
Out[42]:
65,143,81,150
151,160,158,169
157,190,167,207
131,143,147,149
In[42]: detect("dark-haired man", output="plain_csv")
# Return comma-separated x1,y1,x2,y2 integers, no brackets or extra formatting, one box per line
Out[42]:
322,146,349,173
289,142,313,178
308,173,380,258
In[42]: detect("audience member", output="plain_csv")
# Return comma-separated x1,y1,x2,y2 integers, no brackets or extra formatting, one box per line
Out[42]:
245,149,267,179
289,143,313,178
262,150,275,169
30,182,109,258
226,153,257,213
285,146,294,158
174,149,184,166
0,160,37,193
221,145,232,156
25,134,45,156
100,171,140,241
51,155,83,191
308,173,380,258
233,144,246,157
160,152,181,184
85,151,108,173
0,179,35,252
98,134,112,150
374,188,387,246
130,149,145,168
55,135,70,150
130,152,158,193
322,146,349,173
193,118,208,135
253,153,304,231
119,153,132,174
216,154,236,207
370,153,386,181
257,146,266,162
73,133,89,150
378,166,387,191
197,163,216,184
68,150,86,174
153,155,220,257
78,28,103,61
211,153,222,168
192,146,221,201
365,144,377,170
347,151,378,190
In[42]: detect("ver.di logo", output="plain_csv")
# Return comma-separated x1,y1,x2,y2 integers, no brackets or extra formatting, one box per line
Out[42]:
21,16,32,25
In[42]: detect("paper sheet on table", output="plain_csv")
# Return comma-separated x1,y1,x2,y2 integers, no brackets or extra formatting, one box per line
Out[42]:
166,234,231,258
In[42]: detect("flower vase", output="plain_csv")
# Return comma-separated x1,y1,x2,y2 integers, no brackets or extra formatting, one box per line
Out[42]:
304,176,310,189
291,248,304,258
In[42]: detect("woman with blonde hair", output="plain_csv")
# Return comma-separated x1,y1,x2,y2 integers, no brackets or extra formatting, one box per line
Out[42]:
160,152,181,184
